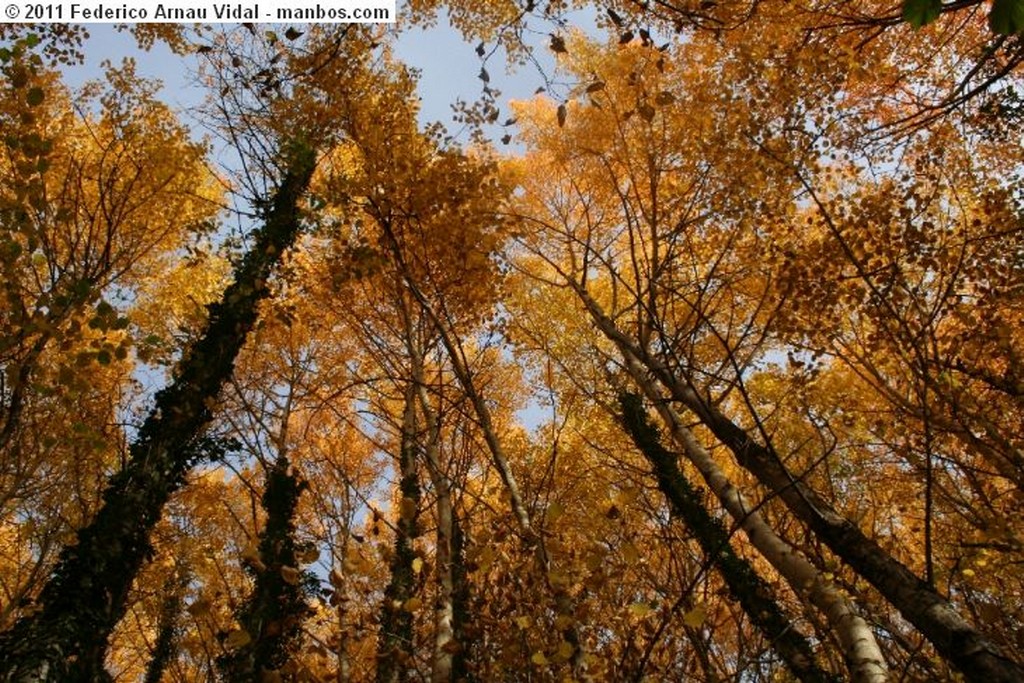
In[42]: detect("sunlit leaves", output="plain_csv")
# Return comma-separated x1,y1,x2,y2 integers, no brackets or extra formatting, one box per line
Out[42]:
4,7,1024,681
224,629,253,650
682,604,707,628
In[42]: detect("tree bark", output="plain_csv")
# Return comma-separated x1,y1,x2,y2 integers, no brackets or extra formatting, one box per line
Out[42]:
409,356,455,683
142,569,189,683
218,456,312,681
618,352,888,682
377,383,421,683
619,391,836,683
378,219,591,679
450,504,471,682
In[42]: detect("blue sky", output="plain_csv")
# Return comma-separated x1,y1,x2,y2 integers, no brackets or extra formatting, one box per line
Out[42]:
60,18,567,142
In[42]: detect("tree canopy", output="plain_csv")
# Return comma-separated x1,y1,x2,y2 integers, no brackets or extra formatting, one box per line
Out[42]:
1,7,1023,682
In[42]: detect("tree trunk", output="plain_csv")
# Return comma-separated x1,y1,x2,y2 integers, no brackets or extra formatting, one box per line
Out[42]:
218,456,312,681
377,384,421,683
412,373,455,682
378,221,591,679
619,352,888,683
0,145,316,683
450,505,471,682
142,569,189,683
668,377,1023,682
618,392,836,683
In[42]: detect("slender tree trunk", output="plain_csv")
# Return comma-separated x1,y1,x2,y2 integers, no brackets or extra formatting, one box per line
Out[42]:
450,504,471,682
412,378,455,682
333,528,353,683
142,569,189,683
575,285,1024,683
427,468,455,683
665,376,1022,682
378,221,591,679
218,455,312,681
618,392,836,683
0,145,316,683
618,353,888,682
377,384,421,683
398,300,457,682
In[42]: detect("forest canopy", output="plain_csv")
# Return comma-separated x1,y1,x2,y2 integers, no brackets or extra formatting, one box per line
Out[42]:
1,3,1023,681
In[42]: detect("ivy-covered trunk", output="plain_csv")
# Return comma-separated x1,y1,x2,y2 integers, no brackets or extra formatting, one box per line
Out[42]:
218,456,313,681
0,146,316,683
450,507,471,682
377,384,421,683
142,570,189,683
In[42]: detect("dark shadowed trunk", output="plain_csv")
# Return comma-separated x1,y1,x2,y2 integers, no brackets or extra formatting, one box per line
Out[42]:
377,385,421,683
450,507,471,682
218,456,313,681
142,569,189,683
618,392,835,683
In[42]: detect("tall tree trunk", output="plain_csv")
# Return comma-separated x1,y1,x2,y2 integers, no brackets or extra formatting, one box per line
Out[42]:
142,569,189,683
413,380,455,682
574,284,1024,683
450,504,471,682
398,301,457,682
618,392,836,683
377,384,421,683
618,352,888,682
0,145,316,683
218,455,312,681
378,221,590,679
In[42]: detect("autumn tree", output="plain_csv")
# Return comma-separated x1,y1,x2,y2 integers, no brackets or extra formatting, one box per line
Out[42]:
0,25,377,680
1,4,1022,682
507,29,1023,681
0,42,220,642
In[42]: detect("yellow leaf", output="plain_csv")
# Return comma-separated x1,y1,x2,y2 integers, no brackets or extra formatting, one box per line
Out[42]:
531,651,549,665
280,565,301,585
584,548,606,572
545,501,565,524
224,629,252,650
403,597,422,612
240,541,260,563
621,542,640,565
515,615,531,629
683,604,707,628
628,602,653,618
548,569,570,589
399,497,417,521
343,547,371,575
297,545,319,564
187,597,211,617
412,557,424,574
553,614,574,630
615,486,639,507
476,545,495,573
556,640,574,660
